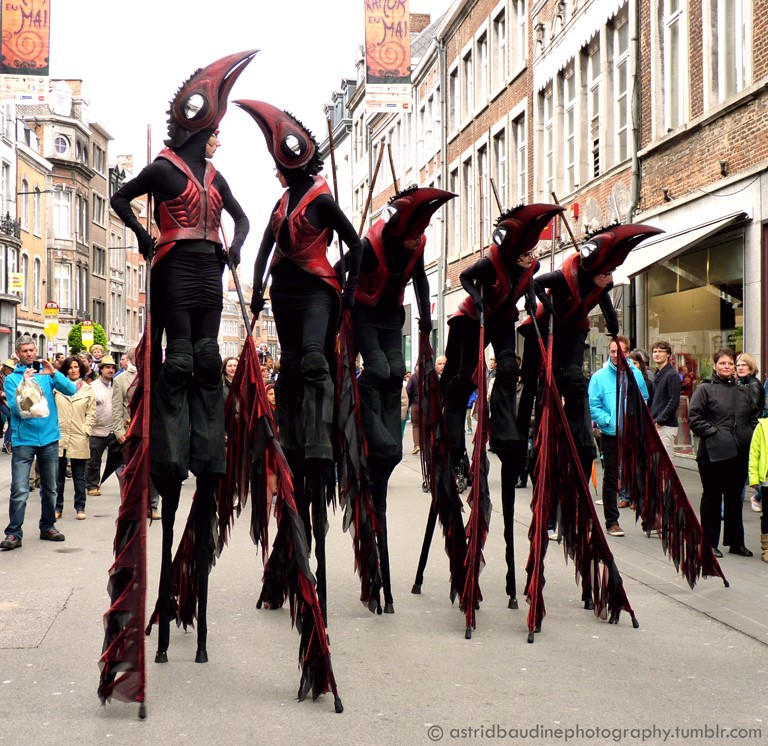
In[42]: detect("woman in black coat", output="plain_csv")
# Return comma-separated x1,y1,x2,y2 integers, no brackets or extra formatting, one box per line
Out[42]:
689,348,758,557
735,352,765,414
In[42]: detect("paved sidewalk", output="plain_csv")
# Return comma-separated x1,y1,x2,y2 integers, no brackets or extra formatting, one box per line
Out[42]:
0,446,765,745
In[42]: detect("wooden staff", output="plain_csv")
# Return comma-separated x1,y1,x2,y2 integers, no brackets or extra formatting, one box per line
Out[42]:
550,190,578,249
358,141,385,235
387,142,399,194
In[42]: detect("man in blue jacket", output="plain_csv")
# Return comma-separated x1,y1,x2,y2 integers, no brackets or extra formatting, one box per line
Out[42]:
1,335,76,550
589,335,648,537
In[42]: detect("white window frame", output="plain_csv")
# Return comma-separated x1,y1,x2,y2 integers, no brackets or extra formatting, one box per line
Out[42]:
586,41,601,179
33,257,41,311
54,262,71,309
492,125,507,211
717,0,752,102
461,153,475,252
53,190,71,238
19,178,29,230
614,16,630,164
663,0,687,132
33,188,41,235
461,48,474,123
563,66,577,193
513,110,527,205
512,0,527,71
476,29,489,109
20,252,29,308
491,5,507,94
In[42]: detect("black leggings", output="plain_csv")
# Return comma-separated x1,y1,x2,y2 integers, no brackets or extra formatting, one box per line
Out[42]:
163,307,222,343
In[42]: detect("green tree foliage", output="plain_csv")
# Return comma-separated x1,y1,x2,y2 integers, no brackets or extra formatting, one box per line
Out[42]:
68,321,109,355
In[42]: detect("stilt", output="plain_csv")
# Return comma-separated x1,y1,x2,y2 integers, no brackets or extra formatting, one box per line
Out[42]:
412,503,438,593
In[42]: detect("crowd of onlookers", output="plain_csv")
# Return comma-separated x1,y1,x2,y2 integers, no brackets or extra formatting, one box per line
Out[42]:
396,340,767,564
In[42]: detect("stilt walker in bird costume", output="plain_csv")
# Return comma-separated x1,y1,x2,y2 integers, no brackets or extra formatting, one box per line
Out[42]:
238,100,363,624
344,186,455,613
100,50,256,711
522,223,660,637
440,204,564,612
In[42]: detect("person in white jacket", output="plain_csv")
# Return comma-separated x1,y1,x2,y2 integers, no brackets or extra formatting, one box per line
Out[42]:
55,356,96,519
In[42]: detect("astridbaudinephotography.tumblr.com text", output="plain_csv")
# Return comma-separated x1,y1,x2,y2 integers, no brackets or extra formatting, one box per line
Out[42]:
425,723,763,743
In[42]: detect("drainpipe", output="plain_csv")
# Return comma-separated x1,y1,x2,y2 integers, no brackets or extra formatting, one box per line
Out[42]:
437,35,448,355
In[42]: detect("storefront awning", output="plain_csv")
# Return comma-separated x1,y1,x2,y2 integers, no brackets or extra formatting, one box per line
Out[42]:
616,211,749,281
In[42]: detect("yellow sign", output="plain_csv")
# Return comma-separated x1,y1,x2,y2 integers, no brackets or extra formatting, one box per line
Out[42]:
9,273,24,292
44,301,59,338
81,319,94,349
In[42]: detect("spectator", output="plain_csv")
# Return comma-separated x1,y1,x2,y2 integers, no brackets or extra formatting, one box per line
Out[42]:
435,355,446,379
747,417,768,562
629,350,654,410
689,348,757,558
735,352,764,513
89,344,105,377
588,335,648,537
650,340,681,459
53,353,65,370
222,356,239,399
85,355,118,496
679,365,694,398
1,335,76,549
406,365,420,454
54,356,96,520
114,353,129,378
112,345,160,520
0,358,15,454
736,352,765,415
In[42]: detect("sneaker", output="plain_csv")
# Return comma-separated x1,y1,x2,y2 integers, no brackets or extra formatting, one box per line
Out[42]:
87,488,101,496
3,442,11,454
0,534,21,550
606,524,625,537
412,446,420,455
751,496,762,513
150,510,161,521
76,511,86,520
40,528,65,542
547,528,557,540
618,499,631,509
55,511,62,520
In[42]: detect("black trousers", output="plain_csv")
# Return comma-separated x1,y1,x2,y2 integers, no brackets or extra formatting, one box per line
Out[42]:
698,456,748,550
600,434,620,528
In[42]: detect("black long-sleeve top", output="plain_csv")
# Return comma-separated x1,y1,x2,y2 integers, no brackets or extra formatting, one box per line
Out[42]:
111,139,248,257
459,255,540,320
252,173,362,293
534,265,619,334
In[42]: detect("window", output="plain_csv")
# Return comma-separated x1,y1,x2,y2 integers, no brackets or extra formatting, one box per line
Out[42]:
449,167,460,257
477,32,488,107
478,145,490,244
78,265,88,314
587,42,601,178
138,304,145,333
33,188,41,234
0,162,9,215
563,67,577,192
93,144,106,174
513,113,527,204
20,179,29,230
33,258,41,310
76,195,88,242
614,18,630,163
139,262,146,291
462,51,473,121
541,84,554,199
492,129,507,210
75,140,88,165
717,0,751,101
448,66,459,132
492,10,507,91
461,156,474,250
54,135,69,155
54,263,72,309
512,0,527,69
93,299,106,327
20,254,28,307
93,245,107,276
53,190,71,238
93,193,106,227
6,246,18,293
664,0,685,131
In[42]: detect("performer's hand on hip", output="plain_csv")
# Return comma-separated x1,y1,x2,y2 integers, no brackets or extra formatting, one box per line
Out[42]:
137,228,156,260
227,242,242,268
